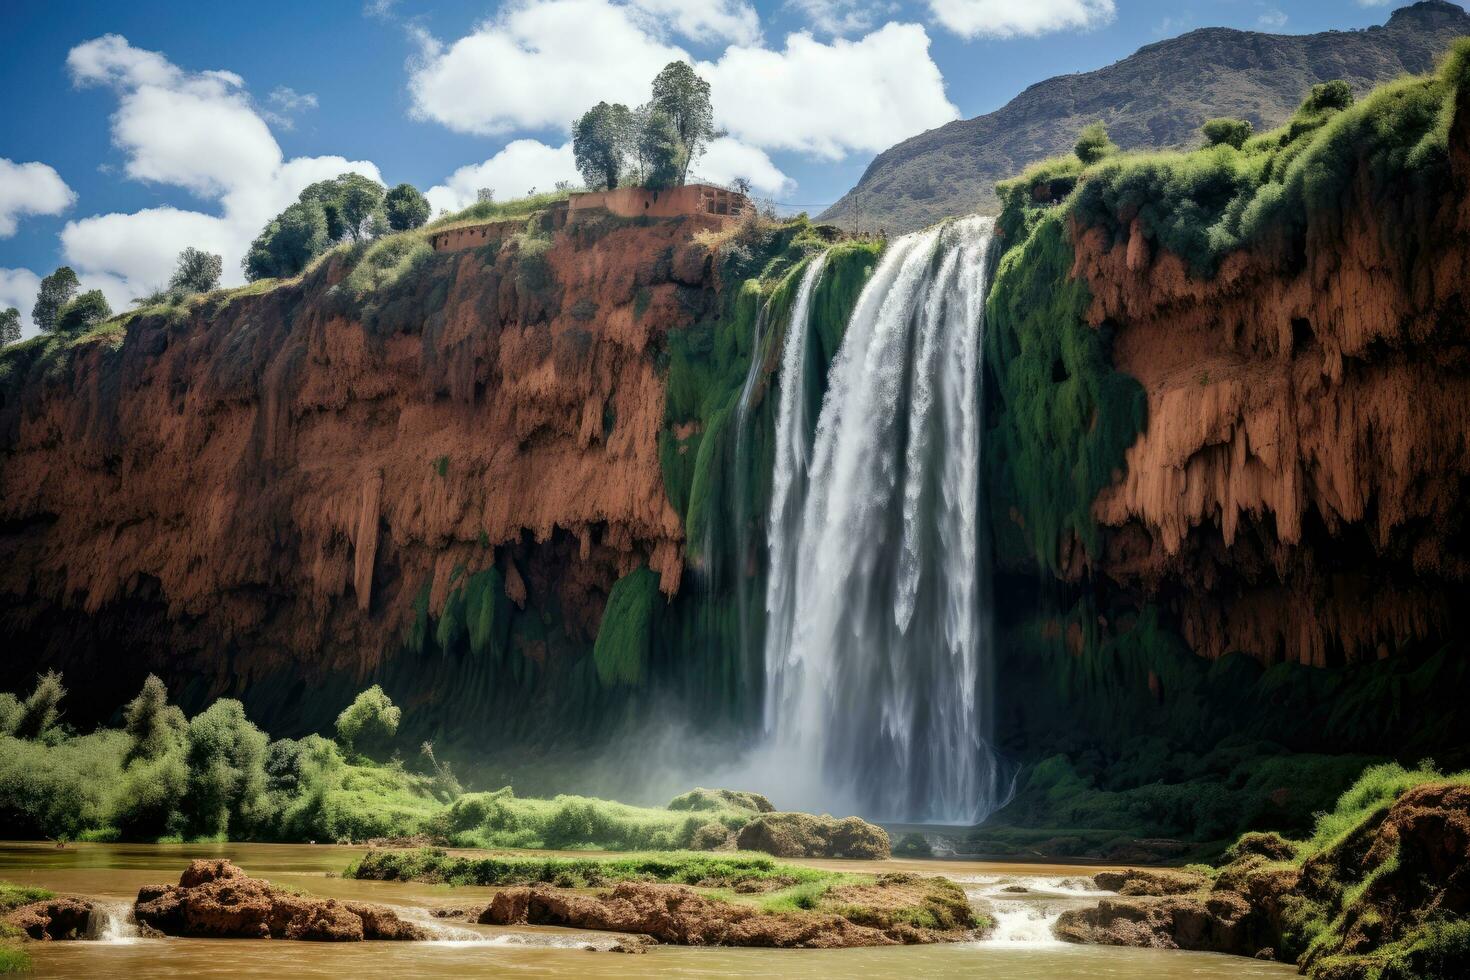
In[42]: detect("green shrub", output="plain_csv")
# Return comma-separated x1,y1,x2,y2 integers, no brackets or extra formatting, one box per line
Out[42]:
1074,122,1117,165
184,699,271,838
334,685,401,760
0,732,126,839
1201,117,1253,149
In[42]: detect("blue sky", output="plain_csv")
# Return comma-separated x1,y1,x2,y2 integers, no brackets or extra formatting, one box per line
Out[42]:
0,0,1442,336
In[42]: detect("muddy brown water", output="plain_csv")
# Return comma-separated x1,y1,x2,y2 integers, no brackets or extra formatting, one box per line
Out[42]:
1,842,1296,979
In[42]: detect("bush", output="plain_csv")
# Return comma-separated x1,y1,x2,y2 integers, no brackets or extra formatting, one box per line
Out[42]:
12,671,65,741
1201,117,1253,149
183,699,271,838
55,291,111,333
384,183,430,231
334,685,401,760
122,674,185,762
0,732,126,840
1074,122,1117,165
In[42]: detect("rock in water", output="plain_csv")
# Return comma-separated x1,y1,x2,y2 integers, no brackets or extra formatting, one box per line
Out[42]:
133,859,428,941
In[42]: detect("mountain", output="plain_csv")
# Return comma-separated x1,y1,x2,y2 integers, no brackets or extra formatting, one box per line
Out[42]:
819,0,1470,233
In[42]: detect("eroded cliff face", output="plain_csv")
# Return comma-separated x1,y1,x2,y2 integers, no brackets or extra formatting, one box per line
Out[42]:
0,213,724,726
1074,105,1470,668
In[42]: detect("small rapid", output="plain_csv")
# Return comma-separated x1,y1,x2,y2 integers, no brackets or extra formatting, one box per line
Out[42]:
84,904,142,944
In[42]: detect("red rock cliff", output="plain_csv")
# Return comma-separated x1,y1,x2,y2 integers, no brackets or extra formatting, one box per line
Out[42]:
0,213,724,718
1072,99,1470,668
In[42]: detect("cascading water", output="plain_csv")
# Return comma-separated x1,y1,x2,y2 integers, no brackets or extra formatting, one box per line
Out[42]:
760,216,1007,824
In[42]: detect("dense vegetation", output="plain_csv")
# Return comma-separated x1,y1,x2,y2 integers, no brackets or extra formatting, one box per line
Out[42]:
0,671,877,855
571,61,718,191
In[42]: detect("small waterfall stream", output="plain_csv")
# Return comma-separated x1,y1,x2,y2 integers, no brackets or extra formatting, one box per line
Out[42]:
760,217,1007,824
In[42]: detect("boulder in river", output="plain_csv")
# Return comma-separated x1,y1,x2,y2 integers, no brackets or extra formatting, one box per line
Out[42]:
5,898,94,941
134,859,428,941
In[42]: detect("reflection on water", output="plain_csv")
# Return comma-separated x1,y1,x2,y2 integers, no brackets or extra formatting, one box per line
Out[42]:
2,842,1296,980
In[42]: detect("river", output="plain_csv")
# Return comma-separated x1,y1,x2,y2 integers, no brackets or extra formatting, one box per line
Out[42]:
1,842,1295,979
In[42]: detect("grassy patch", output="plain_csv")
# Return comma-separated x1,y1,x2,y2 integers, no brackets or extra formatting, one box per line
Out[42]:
428,787,754,850
344,847,835,890
0,881,53,914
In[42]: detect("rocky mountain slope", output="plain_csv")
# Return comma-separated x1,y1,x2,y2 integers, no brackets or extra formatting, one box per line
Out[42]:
821,1,1470,233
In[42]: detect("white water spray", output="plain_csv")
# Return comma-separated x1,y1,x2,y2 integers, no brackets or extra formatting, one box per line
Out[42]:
760,217,1007,823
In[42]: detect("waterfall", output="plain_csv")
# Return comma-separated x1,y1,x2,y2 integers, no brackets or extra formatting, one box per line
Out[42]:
760,216,1007,824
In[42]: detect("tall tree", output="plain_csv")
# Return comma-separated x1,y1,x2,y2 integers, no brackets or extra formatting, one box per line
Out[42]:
573,102,635,190
384,183,431,231
168,247,223,295
301,173,386,242
647,61,717,185
0,307,20,347
32,266,79,334
637,107,687,190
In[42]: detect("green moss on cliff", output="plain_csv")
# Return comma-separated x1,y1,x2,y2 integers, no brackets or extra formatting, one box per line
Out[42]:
592,567,661,687
984,212,1145,572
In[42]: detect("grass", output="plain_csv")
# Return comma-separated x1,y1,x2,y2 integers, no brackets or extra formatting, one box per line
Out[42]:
426,190,576,233
0,881,51,975
430,787,757,850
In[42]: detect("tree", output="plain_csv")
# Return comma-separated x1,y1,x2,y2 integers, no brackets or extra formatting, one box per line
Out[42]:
168,247,223,295
55,290,111,333
637,107,687,190
334,685,401,759
0,307,20,347
32,267,79,334
384,183,431,231
647,61,717,185
244,200,329,280
184,699,270,837
13,671,65,740
1201,118,1254,150
302,173,385,242
1074,122,1118,165
123,674,186,762
476,188,495,204
730,177,752,195
573,102,635,190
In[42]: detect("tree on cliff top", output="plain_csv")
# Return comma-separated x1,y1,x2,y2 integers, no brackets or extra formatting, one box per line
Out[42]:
384,183,431,231
573,101,636,190
335,685,401,760
648,61,717,186
31,267,78,334
1201,117,1254,150
244,173,389,281
0,308,20,347
54,290,111,333
169,247,223,296
1074,122,1118,165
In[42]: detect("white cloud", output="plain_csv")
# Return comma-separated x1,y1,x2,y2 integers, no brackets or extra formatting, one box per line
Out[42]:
425,140,582,213
927,0,1116,40
788,0,887,37
1258,9,1288,28
0,160,76,237
263,86,319,128
1356,1,1392,6
702,24,958,159
689,137,793,195
628,0,761,44
59,35,381,305
408,0,687,136
407,1,953,162
0,268,42,340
